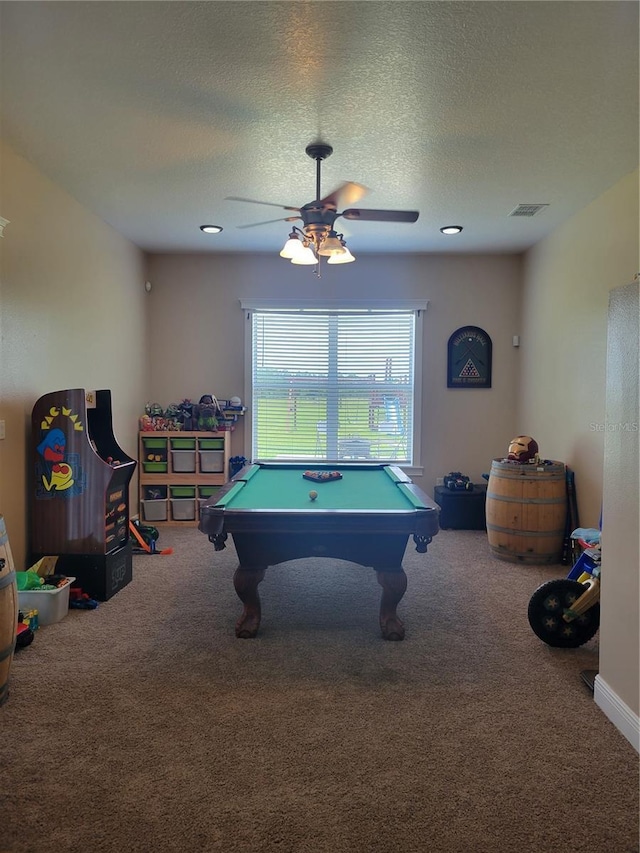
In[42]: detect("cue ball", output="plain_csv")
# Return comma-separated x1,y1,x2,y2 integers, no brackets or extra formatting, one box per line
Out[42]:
309,490,318,501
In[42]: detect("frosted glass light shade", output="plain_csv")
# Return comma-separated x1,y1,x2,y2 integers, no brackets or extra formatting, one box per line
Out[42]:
327,246,355,264
317,233,346,256
290,245,317,265
280,236,303,258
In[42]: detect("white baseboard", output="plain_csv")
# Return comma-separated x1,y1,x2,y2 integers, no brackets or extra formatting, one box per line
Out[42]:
594,674,640,752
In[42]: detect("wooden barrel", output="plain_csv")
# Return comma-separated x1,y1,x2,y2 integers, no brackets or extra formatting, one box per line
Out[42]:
486,459,567,564
0,515,18,706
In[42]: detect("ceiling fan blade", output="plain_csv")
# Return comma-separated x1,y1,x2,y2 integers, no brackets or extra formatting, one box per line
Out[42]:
340,208,420,223
226,196,300,212
319,182,368,209
237,215,301,229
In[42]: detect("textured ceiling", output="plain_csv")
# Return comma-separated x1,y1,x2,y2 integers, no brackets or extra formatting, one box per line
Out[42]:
1,1,638,255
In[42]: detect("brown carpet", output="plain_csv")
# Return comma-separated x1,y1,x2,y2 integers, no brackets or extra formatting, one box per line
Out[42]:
2,528,638,853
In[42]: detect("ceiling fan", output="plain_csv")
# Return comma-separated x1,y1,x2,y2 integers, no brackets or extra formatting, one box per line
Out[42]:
226,143,419,271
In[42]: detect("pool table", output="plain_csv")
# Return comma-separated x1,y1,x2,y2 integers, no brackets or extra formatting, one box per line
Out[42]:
198,462,440,640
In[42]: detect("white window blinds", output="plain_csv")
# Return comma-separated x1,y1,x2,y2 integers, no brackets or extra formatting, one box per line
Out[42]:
248,308,419,463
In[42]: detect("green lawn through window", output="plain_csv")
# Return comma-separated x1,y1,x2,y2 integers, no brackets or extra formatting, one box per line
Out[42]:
254,396,409,461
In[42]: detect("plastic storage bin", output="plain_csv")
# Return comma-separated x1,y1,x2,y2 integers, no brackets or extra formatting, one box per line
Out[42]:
142,499,168,521
141,436,168,461
199,437,224,451
170,437,196,450
18,577,75,626
199,450,224,473
143,485,167,501
170,486,196,499
143,461,168,474
198,485,220,500
171,450,196,473
170,498,196,521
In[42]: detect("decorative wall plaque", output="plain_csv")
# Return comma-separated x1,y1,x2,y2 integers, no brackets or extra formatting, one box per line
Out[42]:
447,326,492,388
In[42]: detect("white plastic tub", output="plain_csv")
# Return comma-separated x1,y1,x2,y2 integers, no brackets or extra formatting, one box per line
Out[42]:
171,450,196,473
142,499,168,521
170,499,196,521
199,450,224,473
18,577,75,626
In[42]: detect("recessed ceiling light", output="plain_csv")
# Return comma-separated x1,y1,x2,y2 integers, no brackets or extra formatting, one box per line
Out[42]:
440,225,463,235
200,225,223,234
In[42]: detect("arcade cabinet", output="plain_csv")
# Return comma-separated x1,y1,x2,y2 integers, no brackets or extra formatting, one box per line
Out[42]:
30,389,136,600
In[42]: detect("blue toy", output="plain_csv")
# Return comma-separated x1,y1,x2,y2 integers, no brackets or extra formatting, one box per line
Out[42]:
527,529,601,648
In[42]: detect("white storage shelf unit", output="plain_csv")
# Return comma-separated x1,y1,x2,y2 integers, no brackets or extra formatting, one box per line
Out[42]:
138,431,230,526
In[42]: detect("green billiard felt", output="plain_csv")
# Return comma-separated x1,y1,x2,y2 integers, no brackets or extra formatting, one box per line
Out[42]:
214,464,428,511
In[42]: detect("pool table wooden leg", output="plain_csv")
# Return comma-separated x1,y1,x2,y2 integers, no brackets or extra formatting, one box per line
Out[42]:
376,569,407,641
233,566,266,638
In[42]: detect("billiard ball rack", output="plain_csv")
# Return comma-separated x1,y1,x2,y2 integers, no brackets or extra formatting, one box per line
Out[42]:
302,470,343,483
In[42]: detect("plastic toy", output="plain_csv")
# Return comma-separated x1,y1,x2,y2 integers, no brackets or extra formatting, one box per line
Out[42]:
229,456,249,478
443,472,473,491
527,529,601,647
15,620,34,649
20,609,39,631
129,520,173,555
15,571,45,591
69,587,99,609
177,399,195,430
507,435,539,463
195,394,222,431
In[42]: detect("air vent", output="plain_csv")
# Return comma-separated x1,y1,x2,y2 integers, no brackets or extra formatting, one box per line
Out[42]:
509,204,550,217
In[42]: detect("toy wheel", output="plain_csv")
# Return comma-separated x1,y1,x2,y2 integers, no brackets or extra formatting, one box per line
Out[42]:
528,579,600,648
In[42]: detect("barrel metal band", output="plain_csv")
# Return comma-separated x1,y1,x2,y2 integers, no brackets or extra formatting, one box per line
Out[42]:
486,522,565,537
0,570,16,590
486,492,566,505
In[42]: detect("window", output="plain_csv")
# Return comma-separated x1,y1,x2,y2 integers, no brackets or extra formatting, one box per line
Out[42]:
243,301,426,466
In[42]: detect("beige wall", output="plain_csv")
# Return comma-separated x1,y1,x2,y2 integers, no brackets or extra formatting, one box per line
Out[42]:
520,169,639,724
519,170,639,528
600,281,639,719
145,252,523,495
0,141,149,569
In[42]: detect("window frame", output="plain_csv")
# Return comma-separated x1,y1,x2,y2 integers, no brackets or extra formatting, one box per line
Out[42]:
241,298,428,473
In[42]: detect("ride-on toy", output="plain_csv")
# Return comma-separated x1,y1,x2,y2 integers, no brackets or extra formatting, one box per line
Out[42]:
527,529,601,648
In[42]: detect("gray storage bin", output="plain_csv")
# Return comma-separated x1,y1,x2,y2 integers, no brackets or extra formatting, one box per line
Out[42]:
171,450,196,473
199,450,224,473
170,498,196,521
142,499,168,521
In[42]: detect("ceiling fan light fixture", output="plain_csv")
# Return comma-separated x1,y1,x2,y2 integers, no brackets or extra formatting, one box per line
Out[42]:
440,225,463,235
230,143,418,274
200,224,223,234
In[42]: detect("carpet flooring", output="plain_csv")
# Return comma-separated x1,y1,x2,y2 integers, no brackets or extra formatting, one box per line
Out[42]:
1,528,638,853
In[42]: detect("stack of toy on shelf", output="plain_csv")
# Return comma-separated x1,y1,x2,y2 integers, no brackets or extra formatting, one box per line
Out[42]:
139,395,245,432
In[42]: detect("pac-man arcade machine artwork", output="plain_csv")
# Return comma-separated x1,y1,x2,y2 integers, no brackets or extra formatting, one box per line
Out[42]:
30,389,137,600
